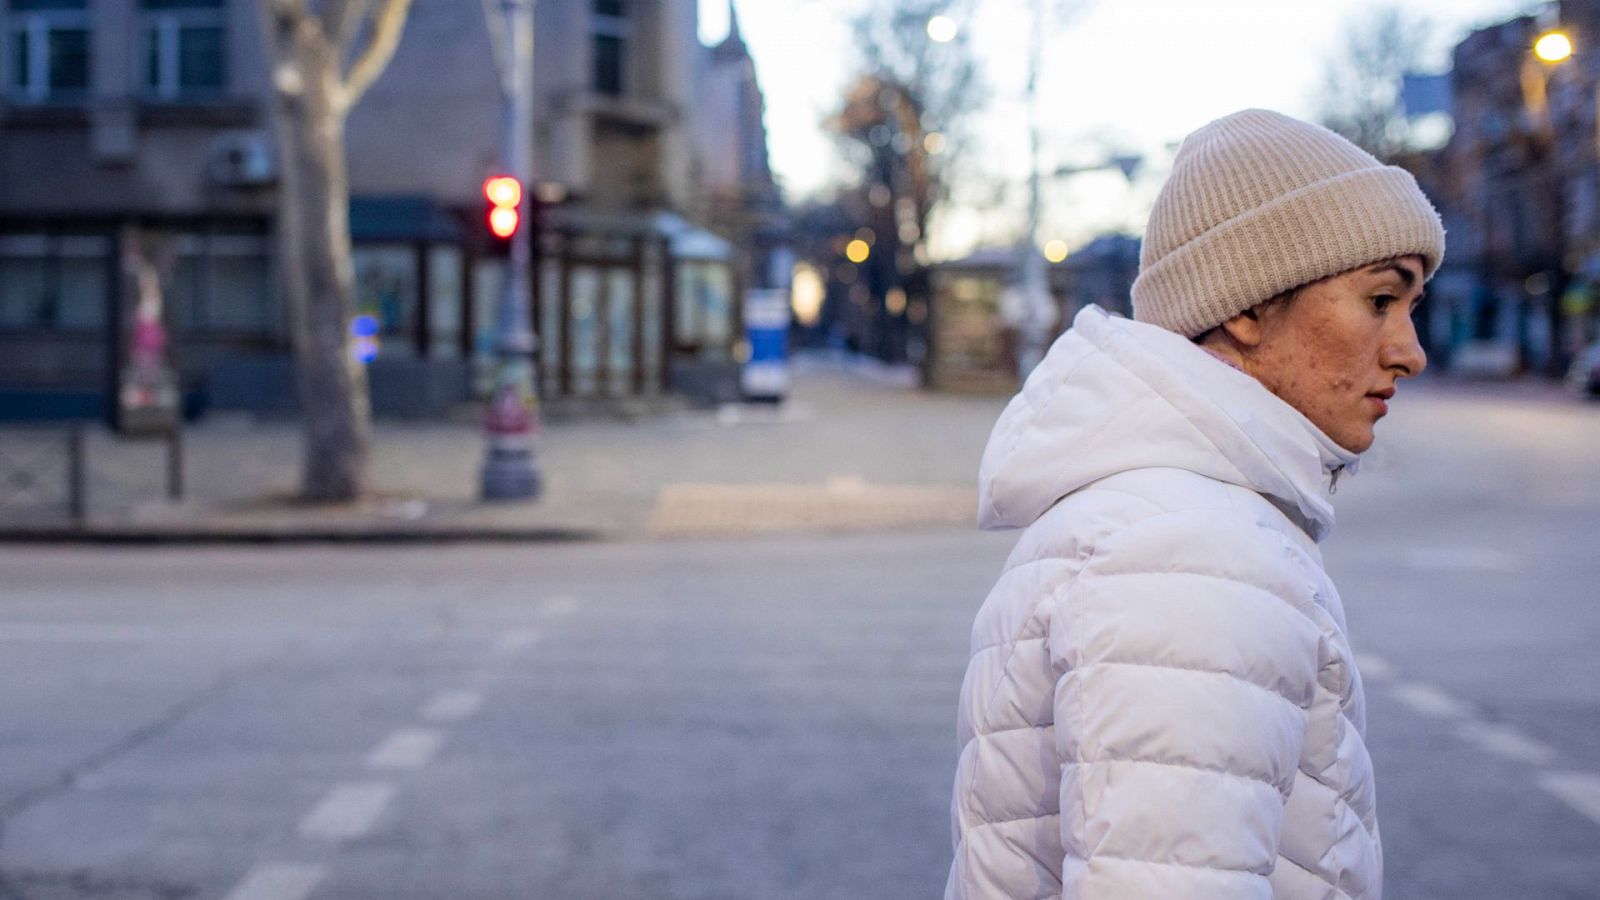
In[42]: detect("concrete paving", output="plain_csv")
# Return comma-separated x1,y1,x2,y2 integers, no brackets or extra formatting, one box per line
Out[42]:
0,355,1004,541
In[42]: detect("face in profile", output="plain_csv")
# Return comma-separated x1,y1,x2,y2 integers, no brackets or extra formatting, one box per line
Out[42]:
1249,255,1429,453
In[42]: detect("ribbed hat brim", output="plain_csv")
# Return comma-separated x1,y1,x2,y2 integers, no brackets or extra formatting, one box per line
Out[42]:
1131,165,1446,338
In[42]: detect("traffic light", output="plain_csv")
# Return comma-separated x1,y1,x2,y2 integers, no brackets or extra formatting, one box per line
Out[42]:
483,175,522,240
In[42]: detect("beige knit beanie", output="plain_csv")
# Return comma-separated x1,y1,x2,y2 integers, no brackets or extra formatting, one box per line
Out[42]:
1131,108,1446,338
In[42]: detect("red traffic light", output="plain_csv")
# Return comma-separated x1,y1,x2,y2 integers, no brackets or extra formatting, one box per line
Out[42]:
484,175,522,208
488,206,519,239
483,175,523,240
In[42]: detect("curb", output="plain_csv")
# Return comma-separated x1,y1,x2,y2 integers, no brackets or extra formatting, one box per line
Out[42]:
0,526,607,545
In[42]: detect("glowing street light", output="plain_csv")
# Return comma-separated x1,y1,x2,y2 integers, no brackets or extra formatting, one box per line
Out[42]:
846,238,871,263
1043,239,1069,264
927,15,958,43
1535,30,1573,64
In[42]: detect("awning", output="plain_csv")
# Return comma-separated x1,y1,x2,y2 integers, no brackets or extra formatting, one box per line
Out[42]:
349,196,463,242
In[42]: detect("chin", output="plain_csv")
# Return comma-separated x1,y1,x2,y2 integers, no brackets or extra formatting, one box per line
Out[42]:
1334,427,1375,454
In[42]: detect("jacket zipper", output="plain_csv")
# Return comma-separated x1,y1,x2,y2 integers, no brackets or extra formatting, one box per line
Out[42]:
1329,465,1344,495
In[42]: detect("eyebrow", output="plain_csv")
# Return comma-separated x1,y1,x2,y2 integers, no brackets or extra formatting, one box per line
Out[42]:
1366,261,1419,288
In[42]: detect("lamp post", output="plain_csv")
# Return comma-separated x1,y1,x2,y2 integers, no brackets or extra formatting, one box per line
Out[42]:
479,0,542,500
1520,25,1578,374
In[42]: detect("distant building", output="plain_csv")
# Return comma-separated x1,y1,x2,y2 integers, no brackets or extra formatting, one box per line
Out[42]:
1437,0,1600,374
0,0,779,419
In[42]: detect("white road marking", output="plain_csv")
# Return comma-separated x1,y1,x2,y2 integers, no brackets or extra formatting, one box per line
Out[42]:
1389,682,1472,718
297,782,396,840
364,728,445,770
221,863,326,900
1352,652,1395,681
421,689,483,722
1454,720,1557,765
495,627,542,654
1400,547,1521,574
1538,771,1600,827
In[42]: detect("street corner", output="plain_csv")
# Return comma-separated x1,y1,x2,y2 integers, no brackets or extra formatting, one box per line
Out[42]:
644,476,978,539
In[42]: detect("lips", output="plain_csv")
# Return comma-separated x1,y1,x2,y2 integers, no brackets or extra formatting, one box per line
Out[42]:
1365,388,1394,417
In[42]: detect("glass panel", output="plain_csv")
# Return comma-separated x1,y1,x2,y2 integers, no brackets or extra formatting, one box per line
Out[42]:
606,268,634,395
0,256,50,328
48,27,88,91
569,267,600,396
210,254,270,329
352,245,417,358
470,258,504,396
639,246,660,392
538,257,561,394
55,255,105,329
426,245,462,360
674,262,697,346
143,25,160,90
13,31,29,91
168,253,203,328
700,264,733,348
178,25,222,88
593,34,622,95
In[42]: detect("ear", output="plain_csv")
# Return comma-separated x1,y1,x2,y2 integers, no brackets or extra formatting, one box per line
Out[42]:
1218,306,1265,349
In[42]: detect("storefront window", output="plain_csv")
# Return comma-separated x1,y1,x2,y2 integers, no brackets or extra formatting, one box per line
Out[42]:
167,231,271,333
674,260,733,356
353,244,417,359
426,246,463,360
0,233,108,331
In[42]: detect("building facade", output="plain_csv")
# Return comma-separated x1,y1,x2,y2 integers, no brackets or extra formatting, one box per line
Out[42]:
1437,0,1600,374
0,0,777,419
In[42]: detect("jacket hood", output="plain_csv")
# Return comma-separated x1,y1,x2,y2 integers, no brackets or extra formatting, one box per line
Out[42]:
977,305,1359,541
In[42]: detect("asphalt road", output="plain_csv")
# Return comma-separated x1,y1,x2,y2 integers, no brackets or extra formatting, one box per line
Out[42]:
0,379,1596,900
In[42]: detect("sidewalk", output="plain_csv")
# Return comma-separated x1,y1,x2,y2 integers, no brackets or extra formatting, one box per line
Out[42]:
0,355,1008,543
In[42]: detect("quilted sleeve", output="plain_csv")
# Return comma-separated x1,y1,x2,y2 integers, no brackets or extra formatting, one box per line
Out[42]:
1049,511,1324,899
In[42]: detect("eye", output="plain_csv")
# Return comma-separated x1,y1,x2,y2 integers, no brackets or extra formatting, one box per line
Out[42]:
1371,294,1398,313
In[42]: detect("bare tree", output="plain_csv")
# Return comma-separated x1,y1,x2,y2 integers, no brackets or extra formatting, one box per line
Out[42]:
826,0,985,363
259,0,413,501
1314,4,1431,161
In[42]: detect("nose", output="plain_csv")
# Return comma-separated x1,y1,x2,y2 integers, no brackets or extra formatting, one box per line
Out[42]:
1384,309,1428,378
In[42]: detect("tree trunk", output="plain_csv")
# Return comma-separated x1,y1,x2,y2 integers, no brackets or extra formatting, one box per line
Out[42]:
269,41,372,502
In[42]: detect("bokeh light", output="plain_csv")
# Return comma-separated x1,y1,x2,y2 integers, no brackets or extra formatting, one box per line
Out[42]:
1535,31,1573,63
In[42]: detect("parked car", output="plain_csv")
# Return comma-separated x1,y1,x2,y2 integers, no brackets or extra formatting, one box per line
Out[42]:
1565,341,1600,396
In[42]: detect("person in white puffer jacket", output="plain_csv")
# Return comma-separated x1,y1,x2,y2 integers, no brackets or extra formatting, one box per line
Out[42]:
945,109,1445,900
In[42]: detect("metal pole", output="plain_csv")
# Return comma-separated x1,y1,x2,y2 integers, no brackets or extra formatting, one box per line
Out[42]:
480,0,542,500
1015,0,1051,381
67,425,86,526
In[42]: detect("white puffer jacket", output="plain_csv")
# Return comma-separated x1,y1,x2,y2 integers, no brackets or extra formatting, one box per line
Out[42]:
947,306,1380,899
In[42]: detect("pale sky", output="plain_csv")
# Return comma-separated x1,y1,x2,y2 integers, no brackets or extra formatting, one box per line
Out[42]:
699,0,1544,258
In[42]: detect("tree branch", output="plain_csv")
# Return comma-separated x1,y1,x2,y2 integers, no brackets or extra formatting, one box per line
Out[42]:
338,0,413,111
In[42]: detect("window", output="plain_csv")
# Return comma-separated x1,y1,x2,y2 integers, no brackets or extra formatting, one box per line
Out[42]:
166,231,273,333
0,234,110,331
7,0,90,104
592,0,627,96
140,0,225,100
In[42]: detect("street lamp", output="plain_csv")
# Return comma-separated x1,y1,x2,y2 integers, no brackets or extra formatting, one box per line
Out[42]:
1535,30,1573,64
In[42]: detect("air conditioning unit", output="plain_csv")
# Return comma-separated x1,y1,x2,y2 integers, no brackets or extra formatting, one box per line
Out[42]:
209,132,277,187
